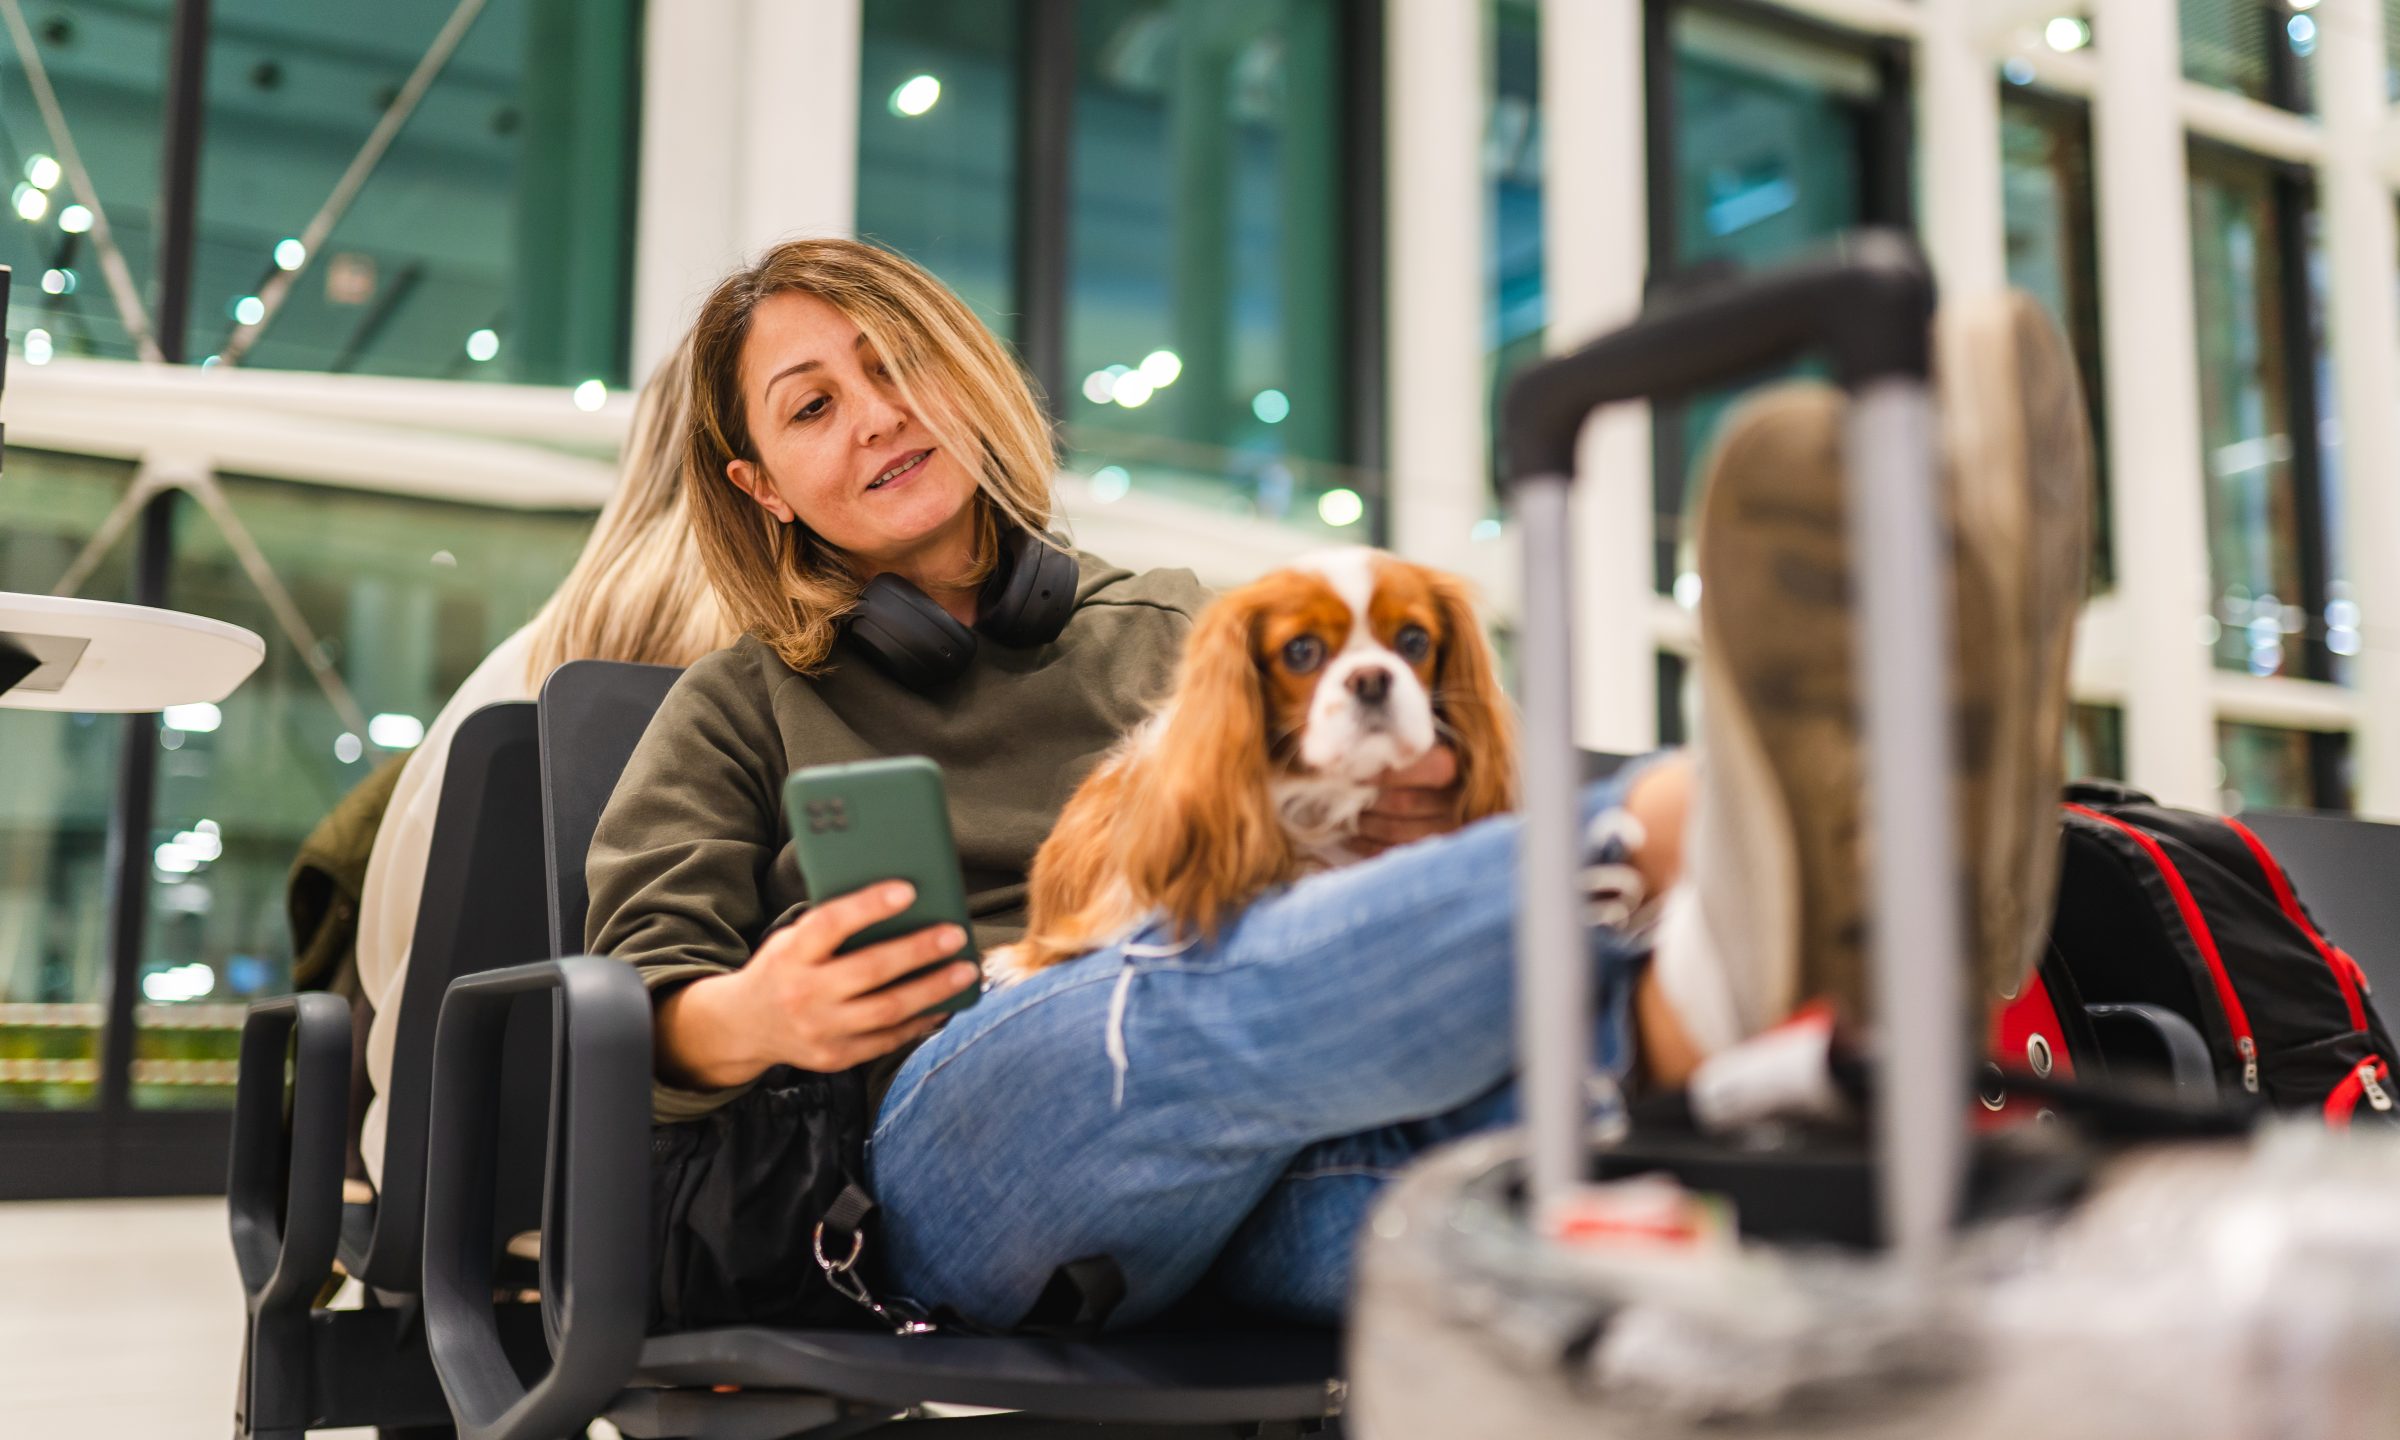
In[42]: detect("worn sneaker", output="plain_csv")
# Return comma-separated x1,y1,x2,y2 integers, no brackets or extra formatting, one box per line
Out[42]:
1941,292,2094,998
1663,382,1865,1047
1658,293,2093,1047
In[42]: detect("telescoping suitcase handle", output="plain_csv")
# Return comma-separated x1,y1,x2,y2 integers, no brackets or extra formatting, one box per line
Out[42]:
1498,231,1959,1271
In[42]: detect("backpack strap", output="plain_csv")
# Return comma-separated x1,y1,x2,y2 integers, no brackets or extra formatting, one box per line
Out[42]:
813,1181,936,1335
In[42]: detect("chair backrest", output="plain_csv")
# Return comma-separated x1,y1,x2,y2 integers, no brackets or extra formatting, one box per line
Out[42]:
2233,808,2400,1002
537,660,686,956
357,701,552,1293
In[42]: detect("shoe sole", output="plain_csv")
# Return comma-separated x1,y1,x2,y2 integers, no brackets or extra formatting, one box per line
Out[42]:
1940,293,2094,999
1698,383,1870,1024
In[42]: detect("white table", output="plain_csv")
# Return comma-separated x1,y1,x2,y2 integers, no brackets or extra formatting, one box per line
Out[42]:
1,592,265,713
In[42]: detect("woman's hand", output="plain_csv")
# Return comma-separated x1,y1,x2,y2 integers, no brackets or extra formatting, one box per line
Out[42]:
1355,742,1465,856
654,881,979,1089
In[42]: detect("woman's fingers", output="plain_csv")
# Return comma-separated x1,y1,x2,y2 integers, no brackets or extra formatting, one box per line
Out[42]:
770,881,918,965
840,957,981,1031
1366,786,1453,820
1370,741,1459,792
824,924,971,1001
826,1011,953,1071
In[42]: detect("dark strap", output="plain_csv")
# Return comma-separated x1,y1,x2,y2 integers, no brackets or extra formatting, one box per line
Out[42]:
821,1181,877,1241
1019,1255,1128,1335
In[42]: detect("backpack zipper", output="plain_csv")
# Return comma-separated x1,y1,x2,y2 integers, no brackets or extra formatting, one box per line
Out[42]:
2068,805,2262,1095
2224,818,2370,1031
2326,1058,2392,1128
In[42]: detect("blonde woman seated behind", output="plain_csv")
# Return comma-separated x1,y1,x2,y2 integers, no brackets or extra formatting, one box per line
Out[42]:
354,342,736,1187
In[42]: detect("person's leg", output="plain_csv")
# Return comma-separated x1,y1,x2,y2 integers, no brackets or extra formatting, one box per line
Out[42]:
870,761,1680,1329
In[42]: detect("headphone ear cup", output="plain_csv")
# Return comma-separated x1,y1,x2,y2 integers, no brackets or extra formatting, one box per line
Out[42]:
976,532,1078,649
846,573,978,690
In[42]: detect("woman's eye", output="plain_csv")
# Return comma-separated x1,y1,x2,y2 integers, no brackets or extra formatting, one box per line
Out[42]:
794,396,828,423
1281,635,1326,674
1395,625,1432,664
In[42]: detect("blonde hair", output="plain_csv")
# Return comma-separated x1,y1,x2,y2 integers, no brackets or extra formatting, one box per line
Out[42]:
685,237,1058,674
522,338,736,682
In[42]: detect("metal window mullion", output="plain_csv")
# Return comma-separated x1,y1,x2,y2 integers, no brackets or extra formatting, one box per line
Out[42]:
2267,164,2333,686
1343,0,1386,530
1013,0,1076,426
98,0,211,1143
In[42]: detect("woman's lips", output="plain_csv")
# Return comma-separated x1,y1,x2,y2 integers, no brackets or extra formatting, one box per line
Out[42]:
867,448,933,493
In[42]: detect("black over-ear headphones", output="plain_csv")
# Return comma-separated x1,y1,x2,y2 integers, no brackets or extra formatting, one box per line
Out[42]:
841,527,1079,690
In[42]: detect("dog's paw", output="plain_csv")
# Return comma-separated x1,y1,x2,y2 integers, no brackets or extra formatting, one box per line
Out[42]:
983,943,1039,987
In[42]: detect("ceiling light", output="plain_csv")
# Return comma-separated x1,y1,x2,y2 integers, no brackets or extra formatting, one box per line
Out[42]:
2043,16,2091,52
889,74,942,117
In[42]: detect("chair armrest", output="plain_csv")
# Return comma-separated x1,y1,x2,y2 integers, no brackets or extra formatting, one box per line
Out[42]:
421,957,652,1440
228,992,352,1309
2085,1003,2221,1100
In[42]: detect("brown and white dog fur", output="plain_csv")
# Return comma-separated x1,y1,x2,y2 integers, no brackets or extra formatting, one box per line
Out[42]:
990,548,1518,982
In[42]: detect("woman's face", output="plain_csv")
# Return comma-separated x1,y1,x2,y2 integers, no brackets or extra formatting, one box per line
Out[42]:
725,290,981,571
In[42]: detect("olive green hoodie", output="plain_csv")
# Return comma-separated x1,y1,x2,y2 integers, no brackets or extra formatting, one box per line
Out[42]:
585,551,1208,1121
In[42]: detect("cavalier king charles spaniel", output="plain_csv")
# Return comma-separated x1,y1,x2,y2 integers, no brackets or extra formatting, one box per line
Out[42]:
993,548,1518,980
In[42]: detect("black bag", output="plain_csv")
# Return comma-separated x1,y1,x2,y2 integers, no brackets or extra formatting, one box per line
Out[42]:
2047,781,2400,1127
646,1064,881,1333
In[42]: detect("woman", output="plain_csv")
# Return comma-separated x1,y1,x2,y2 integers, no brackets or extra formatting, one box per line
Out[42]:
587,238,2085,1327
355,339,736,1186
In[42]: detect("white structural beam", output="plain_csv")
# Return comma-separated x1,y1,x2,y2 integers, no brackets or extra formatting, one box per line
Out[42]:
2089,0,2220,808
1543,0,1657,754
2317,0,2400,817
1383,0,1490,586
632,0,862,379
1917,0,2007,297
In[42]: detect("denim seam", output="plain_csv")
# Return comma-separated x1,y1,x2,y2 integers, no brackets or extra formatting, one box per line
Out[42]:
872,967,1129,1145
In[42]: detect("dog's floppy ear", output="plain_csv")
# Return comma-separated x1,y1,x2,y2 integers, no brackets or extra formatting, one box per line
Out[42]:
1429,571,1518,822
1118,586,1296,937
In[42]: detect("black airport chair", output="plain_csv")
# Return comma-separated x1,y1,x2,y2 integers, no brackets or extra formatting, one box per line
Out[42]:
231,701,556,1438
421,659,1346,1440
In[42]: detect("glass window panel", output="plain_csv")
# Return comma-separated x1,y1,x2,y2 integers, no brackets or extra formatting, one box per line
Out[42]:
0,5,165,364
2065,703,2126,783
2181,0,2316,114
193,0,638,383
2218,720,2349,813
2000,95,2113,593
1061,0,1363,537
1488,0,1543,382
1657,10,1887,594
857,0,1022,336
133,474,588,1108
2189,149,2311,679
0,449,138,1109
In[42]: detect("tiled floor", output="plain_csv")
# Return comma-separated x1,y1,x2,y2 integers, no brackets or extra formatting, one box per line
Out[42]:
0,1196,372,1439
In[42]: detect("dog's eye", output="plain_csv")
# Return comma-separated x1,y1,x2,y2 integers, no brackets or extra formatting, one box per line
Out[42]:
1280,635,1326,674
1394,624,1432,664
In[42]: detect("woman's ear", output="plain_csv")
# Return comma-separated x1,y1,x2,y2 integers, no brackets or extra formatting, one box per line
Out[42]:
1430,573,1519,822
1118,591,1295,937
726,458,796,524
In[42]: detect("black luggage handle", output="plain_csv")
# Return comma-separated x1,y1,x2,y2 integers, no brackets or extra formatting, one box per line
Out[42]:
422,956,652,1440
229,991,351,1308
1500,230,1934,484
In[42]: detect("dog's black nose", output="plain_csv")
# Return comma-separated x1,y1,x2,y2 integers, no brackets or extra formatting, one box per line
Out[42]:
1347,668,1391,706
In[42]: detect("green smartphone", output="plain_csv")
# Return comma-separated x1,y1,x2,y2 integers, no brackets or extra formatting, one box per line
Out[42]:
785,756,982,1015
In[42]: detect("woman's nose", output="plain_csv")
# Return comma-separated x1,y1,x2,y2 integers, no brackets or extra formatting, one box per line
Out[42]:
856,391,909,446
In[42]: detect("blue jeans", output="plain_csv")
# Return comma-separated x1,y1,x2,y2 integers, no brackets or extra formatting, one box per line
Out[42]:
868,773,1648,1329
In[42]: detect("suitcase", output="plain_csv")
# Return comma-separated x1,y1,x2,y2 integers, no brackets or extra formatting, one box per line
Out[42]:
1347,236,2400,1439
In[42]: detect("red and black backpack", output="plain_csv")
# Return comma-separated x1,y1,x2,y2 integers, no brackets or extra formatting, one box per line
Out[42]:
1987,781,2399,1130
